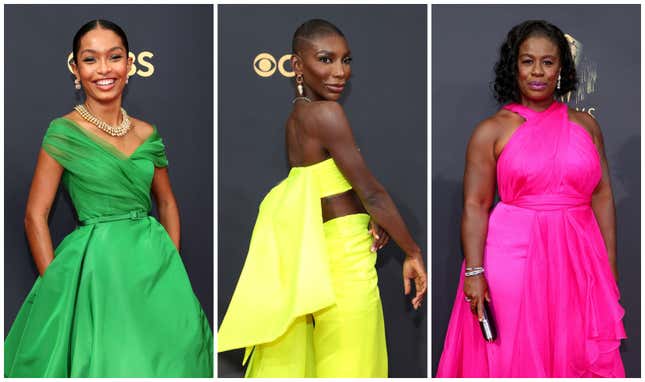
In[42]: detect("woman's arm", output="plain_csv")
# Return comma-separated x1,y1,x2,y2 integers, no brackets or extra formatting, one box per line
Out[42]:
25,149,64,276
311,102,420,256
151,167,181,250
575,113,618,281
309,101,426,308
461,118,498,319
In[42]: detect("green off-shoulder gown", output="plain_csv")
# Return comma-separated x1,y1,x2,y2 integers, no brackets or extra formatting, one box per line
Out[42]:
4,118,213,377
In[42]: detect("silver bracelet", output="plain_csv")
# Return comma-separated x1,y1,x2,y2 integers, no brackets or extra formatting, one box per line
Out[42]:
465,266,484,277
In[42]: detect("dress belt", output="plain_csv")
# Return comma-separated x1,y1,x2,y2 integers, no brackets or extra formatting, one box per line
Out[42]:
80,210,149,226
504,194,591,211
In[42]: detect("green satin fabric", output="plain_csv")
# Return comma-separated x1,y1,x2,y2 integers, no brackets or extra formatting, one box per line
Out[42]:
5,118,213,377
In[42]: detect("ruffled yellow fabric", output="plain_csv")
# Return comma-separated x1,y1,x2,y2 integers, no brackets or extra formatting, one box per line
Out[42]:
217,158,352,359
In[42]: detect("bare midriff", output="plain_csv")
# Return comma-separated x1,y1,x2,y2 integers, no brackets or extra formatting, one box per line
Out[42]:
321,189,367,223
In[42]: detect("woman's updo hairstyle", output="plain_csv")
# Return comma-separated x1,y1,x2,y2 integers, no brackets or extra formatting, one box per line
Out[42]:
72,19,129,64
493,20,577,104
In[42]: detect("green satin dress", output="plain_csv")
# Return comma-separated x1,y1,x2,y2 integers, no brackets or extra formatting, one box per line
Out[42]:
4,118,213,377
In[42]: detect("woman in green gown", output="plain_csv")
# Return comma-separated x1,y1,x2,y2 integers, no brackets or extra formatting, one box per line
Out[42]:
4,20,213,377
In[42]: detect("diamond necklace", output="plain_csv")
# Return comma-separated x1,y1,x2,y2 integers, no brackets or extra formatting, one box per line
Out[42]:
74,104,132,137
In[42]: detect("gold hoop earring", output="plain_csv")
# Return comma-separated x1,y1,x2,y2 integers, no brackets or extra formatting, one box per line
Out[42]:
74,78,81,90
296,74,304,96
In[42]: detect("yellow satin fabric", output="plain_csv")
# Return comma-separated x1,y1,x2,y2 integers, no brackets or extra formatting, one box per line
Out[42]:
218,159,387,377
312,158,352,197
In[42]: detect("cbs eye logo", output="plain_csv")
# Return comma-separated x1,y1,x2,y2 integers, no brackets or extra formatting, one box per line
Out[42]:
253,53,294,78
66,51,155,78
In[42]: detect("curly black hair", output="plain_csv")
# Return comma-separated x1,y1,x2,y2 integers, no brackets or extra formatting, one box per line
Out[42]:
493,20,577,104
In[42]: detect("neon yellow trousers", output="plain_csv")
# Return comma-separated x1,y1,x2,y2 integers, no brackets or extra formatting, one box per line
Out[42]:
244,214,388,377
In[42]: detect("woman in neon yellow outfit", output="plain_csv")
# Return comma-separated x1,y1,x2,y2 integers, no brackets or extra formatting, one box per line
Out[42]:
218,19,427,378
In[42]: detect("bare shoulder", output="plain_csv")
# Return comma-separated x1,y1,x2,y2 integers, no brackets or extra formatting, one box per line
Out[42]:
568,108,602,138
62,111,83,124
129,116,155,140
308,100,346,124
470,110,513,144
298,101,350,138
57,111,91,132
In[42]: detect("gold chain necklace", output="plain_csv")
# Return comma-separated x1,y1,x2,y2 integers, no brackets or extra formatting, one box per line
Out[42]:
74,104,132,137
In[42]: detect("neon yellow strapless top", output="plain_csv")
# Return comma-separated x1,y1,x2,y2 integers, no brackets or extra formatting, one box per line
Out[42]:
300,157,352,197
218,158,352,359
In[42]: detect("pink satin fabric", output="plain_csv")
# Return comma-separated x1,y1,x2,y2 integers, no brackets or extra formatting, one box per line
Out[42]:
436,101,626,377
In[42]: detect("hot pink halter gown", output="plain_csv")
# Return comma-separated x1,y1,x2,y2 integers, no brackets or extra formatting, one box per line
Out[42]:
436,101,626,377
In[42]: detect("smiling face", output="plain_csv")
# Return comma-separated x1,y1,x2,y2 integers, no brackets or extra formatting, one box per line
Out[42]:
292,34,352,101
516,35,561,104
71,27,132,105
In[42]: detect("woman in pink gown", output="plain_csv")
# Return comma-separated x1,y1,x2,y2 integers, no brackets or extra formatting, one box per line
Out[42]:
436,20,626,377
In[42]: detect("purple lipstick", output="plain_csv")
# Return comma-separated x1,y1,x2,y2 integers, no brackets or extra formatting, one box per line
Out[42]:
528,81,547,91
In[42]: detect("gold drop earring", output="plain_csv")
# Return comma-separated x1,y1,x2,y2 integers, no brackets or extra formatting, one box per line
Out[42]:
292,74,311,104
296,74,304,96
74,78,81,90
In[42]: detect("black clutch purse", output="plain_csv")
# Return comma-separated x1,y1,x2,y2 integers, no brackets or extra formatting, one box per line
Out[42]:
480,300,497,342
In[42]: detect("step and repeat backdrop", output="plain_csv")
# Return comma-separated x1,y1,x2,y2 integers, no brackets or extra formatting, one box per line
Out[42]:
431,4,640,377
218,4,427,377
5,4,214,333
